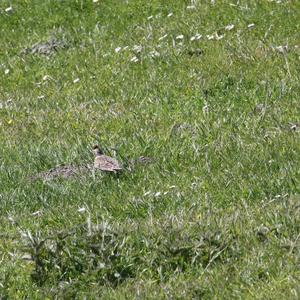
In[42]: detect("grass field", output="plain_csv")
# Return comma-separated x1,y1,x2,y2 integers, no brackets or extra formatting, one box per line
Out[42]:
0,0,300,298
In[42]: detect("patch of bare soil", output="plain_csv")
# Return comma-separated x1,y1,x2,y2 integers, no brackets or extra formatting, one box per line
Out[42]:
21,38,67,56
31,164,92,181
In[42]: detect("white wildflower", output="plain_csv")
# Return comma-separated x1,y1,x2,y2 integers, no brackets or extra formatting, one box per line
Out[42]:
4,69,9,75
216,34,224,40
187,5,196,9
167,12,173,17
32,211,41,216
115,47,122,53
78,207,86,213
203,105,209,113
190,33,202,41
130,56,139,63
158,34,168,41
147,15,153,20
207,33,224,40
149,50,160,58
73,78,80,83
144,191,151,196
99,263,105,269
275,45,288,54
225,24,234,31
247,23,255,29
5,7,13,13
8,215,14,223
176,34,184,40
132,45,142,53
290,124,297,131
155,192,161,197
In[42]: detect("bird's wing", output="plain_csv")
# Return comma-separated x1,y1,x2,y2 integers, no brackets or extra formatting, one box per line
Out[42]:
94,155,122,171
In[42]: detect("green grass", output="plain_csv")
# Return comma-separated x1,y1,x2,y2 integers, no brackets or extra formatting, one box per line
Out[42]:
0,0,300,298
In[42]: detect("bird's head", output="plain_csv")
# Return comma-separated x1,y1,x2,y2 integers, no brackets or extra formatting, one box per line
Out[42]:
92,145,104,156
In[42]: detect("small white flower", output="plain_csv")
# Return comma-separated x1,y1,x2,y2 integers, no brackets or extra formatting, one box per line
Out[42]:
43,75,50,81
144,191,151,196
78,207,86,213
93,0,99,2
187,5,196,9
73,78,80,83
149,50,160,58
190,33,202,41
4,69,9,75
225,24,234,31
147,15,153,20
207,33,224,40
203,104,209,113
99,262,105,269
158,34,168,41
130,56,139,62
5,6,13,13
20,231,28,238
8,252,16,258
115,47,122,53
32,211,41,216
37,95,45,100
176,34,184,40
8,215,14,223
216,34,224,40
163,191,169,195
132,45,142,53
169,185,176,189
22,253,33,261
290,124,297,131
155,192,161,197
247,23,255,29
167,12,173,17
275,45,288,54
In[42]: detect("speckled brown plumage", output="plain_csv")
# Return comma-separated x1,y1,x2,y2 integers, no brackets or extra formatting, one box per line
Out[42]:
93,145,122,173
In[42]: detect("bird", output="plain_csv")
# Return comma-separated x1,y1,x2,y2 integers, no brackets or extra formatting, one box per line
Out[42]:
92,145,122,173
